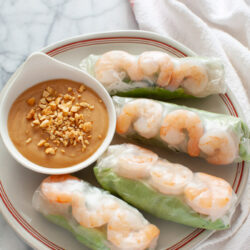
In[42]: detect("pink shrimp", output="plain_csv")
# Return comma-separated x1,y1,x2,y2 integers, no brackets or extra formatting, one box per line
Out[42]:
116,99,163,138
160,110,204,157
184,173,233,220
169,62,208,95
199,129,238,165
41,175,82,204
138,51,174,86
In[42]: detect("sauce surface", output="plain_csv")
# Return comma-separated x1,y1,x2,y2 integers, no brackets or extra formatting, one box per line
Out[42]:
8,79,109,168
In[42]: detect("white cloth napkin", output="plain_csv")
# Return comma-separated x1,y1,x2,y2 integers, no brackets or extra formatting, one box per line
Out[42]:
130,0,250,249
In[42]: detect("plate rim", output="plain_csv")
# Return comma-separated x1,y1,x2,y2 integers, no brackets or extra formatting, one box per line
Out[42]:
0,30,248,250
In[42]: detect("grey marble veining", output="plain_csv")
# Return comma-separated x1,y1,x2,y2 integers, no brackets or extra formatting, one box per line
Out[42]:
0,0,138,89
0,0,137,249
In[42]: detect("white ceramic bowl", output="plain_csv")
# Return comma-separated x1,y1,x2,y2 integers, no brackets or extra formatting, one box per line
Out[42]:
0,52,116,174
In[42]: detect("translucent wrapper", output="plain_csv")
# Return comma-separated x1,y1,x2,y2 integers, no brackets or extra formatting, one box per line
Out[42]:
94,144,237,230
32,177,159,250
80,54,225,100
113,96,250,164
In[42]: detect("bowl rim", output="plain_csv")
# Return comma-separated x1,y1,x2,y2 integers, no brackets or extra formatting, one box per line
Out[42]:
0,52,116,174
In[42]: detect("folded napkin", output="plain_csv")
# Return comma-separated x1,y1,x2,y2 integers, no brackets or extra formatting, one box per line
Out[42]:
130,0,250,249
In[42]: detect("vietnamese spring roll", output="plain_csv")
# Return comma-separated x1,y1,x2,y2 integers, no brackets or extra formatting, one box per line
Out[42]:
32,175,160,250
94,144,237,230
80,50,225,100
113,96,250,165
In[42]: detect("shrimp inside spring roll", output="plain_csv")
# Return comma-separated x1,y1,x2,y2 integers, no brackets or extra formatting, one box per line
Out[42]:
97,144,236,221
33,175,160,250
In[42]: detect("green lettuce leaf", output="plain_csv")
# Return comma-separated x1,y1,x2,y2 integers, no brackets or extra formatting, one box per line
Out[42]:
94,167,229,230
45,214,110,250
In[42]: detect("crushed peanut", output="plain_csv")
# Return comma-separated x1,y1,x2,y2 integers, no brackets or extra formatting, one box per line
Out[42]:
45,147,56,155
37,139,46,147
32,119,40,126
26,138,32,144
78,85,85,93
27,97,36,106
82,122,92,132
46,86,54,94
25,85,94,155
43,90,50,98
26,109,35,120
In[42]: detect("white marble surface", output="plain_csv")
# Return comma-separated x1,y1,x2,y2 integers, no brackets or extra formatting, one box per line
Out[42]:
0,0,137,249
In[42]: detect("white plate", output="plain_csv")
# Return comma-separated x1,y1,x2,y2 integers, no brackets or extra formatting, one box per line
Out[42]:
0,31,249,250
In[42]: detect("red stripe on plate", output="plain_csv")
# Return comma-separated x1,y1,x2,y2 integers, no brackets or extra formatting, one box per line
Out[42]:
225,94,238,117
0,182,62,250
45,37,187,57
219,94,234,116
48,41,184,58
167,229,205,250
166,228,203,250
47,41,183,58
235,161,244,193
232,163,240,190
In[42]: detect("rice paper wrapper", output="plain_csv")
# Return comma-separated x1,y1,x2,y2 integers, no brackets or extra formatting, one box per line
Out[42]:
94,145,237,230
32,184,111,250
113,96,250,164
80,54,225,99
32,179,159,250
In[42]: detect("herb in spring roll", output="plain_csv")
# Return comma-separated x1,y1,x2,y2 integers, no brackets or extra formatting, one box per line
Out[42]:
94,144,237,230
32,175,160,250
113,96,250,165
80,51,225,100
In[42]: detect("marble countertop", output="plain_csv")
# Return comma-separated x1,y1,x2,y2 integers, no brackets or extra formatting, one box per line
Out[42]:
0,0,137,249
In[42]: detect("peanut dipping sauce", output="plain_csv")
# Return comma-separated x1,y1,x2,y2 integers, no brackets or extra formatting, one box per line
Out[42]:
8,79,109,168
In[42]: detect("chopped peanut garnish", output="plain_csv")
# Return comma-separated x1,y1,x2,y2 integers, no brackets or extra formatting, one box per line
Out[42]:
42,90,50,98
46,96,54,102
55,97,62,105
37,139,46,147
71,105,80,112
40,98,47,104
82,122,92,132
82,145,86,152
40,120,50,128
32,119,40,125
46,86,54,94
27,97,36,106
49,101,57,110
78,85,85,93
64,94,72,100
80,102,89,108
26,109,35,119
25,85,99,156
39,103,47,109
45,147,56,155
25,138,32,144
